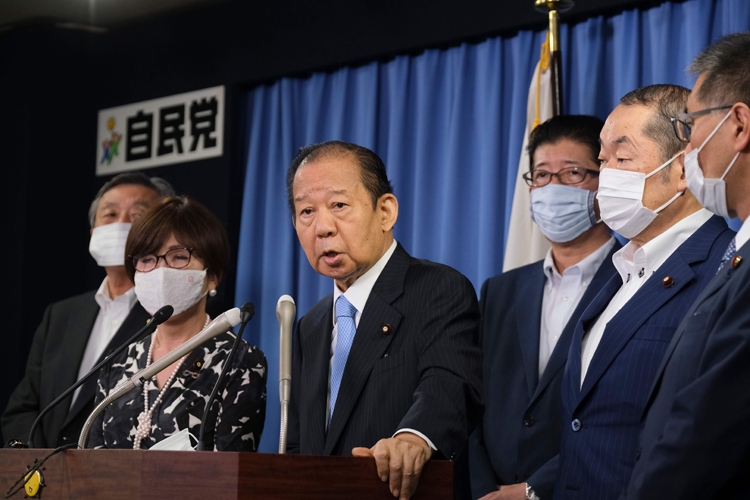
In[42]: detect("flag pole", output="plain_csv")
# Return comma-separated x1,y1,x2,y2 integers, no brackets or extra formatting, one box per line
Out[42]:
534,0,573,116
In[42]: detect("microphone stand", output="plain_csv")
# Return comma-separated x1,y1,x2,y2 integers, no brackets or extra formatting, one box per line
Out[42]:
196,303,255,451
25,305,174,448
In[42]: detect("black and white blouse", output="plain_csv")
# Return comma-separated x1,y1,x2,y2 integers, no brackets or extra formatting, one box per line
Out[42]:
88,331,267,451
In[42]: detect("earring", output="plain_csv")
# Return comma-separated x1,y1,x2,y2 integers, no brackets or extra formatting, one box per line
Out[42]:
209,289,217,297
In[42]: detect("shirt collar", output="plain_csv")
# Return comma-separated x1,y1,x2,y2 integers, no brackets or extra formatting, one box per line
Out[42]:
735,215,750,252
543,237,616,285
332,239,398,324
613,208,713,284
94,276,138,310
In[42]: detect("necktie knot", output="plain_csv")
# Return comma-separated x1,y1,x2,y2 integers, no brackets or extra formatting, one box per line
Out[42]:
336,296,357,319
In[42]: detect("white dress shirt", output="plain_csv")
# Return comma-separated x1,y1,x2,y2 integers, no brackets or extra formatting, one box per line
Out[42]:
71,277,138,408
734,216,750,251
580,209,713,387
328,240,436,450
539,237,616,377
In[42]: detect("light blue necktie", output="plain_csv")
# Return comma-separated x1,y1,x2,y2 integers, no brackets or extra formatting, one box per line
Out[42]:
330,296,357,424
717,237,737,274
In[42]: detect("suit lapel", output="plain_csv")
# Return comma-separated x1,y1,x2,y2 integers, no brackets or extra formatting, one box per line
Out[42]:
301,300,335,455
323,245,408,455
566,274,623,408
532,242,620,404
515,264,545,398
643,229,746,415
65,302,151,424
578,216,727,405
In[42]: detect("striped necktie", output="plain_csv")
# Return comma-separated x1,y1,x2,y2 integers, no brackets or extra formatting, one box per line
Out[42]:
330,295,357,424
717,237,737,274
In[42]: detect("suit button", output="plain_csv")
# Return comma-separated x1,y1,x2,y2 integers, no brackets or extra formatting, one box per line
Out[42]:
571,419,582,432
523,415,535,426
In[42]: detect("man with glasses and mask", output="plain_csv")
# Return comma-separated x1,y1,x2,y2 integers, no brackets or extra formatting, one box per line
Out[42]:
552,84,735,500
622,33,750,500
1,173,174,448
469,115,620,500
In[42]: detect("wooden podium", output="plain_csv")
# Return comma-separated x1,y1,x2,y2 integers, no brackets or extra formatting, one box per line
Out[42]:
0,449,453,499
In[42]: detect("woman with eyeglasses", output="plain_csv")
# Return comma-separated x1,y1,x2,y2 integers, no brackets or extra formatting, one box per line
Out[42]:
88,196,267,451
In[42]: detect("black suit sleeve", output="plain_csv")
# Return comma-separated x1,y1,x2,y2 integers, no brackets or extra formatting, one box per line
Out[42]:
396,268,482,459
1,305,52,446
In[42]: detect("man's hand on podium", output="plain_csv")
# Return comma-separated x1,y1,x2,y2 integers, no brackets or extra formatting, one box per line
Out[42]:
352,432,432,500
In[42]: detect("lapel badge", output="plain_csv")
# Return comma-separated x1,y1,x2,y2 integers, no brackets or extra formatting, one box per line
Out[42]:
732,256,743,268
662,276,674,288
182,360,203,379
381,324,392,335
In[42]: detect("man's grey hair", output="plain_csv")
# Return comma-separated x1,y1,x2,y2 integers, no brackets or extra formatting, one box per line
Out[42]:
619,84,691,170
690,32,750,108
88,172,176,227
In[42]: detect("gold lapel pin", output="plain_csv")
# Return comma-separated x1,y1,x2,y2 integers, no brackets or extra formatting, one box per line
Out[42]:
381,324,392,334
662,276,675,288
732,256,743,268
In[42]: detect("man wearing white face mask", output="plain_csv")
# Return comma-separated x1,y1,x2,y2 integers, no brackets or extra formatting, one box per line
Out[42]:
1,172,174,448
623,33,750,500
469,115,621,500
554,85,735,500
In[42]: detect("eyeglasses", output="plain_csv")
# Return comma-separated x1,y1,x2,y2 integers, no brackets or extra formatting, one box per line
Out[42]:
131,247,194,272
670,105,732,142
522,166,599,187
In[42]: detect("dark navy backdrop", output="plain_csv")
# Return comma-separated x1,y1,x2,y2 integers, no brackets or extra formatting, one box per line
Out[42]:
235,0,750,452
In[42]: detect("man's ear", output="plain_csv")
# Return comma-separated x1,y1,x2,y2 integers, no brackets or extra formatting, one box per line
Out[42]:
378,194,399,232
733,103,750,152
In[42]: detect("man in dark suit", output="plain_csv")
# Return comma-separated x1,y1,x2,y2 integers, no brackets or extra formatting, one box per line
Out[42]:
1,173,174,448
622,33,750,500
285,140,482,500
469,115,619,500
554,85,735,500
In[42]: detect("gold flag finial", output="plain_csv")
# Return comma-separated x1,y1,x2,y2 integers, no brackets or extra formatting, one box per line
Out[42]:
534,0,573,53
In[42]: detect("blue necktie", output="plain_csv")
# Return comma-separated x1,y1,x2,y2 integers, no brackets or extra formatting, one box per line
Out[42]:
717,237,737,274
330,296,357,424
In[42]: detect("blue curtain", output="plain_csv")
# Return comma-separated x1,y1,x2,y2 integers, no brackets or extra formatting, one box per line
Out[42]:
235,0,750,453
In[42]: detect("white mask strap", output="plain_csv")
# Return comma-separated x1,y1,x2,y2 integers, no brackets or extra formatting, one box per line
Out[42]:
696,108,734,153
655,190,685,213
720,152,741,180
645,150,685,179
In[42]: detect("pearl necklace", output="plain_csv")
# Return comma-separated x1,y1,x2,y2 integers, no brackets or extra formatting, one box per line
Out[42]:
133,314,210,450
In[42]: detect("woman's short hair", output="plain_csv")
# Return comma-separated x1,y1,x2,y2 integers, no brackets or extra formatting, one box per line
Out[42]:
125,196,230,283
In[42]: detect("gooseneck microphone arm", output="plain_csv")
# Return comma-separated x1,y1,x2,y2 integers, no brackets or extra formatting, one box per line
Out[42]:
276,295,296,454
196,302,255,451
26,305,174,448
77,307,242,449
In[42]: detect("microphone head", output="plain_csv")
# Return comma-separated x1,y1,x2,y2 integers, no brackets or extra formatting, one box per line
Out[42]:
276,295,296,321
240,302,255,322
152,305,174,325
223,307,242,328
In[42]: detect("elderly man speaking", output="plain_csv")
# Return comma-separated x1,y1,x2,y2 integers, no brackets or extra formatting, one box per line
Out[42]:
285,140,482,500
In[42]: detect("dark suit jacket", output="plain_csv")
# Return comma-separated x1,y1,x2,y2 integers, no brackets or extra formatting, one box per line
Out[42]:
622,229,750,499
555,215,734,500
468,240,620,500
286,243,483,459
1,290,150,448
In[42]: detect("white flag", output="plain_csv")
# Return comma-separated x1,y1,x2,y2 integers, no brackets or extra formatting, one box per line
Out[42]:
503,35,555,271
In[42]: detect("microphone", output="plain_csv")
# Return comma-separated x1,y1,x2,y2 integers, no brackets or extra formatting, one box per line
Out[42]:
25,305,174,448
276,295,296,454
196,302,255,451
77,307,242,449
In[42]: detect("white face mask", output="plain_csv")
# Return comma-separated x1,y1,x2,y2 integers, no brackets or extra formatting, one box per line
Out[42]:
597,151,684,239
530,184,598,243
89,222,131,267
134,267,208,316
684,109,740,218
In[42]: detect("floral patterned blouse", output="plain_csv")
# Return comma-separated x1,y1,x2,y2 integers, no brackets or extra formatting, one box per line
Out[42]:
88,331,267,451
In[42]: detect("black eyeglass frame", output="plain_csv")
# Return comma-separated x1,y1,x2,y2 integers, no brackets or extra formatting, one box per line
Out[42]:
130,247,195,272
522,166,600,188
670,105,733,143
